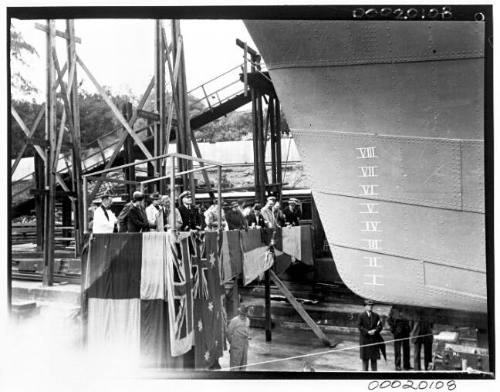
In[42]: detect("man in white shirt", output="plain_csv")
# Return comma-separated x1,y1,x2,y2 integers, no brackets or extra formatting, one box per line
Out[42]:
260,196,277,228
92,191,117,233
145,192,162,231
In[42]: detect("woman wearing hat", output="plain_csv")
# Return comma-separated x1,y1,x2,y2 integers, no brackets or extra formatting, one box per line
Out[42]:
358,299,384,371
225,201,248,230
204,199,227,231
92,191,117,233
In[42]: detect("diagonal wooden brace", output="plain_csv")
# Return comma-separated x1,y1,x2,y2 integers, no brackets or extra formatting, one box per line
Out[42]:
269,269,337,348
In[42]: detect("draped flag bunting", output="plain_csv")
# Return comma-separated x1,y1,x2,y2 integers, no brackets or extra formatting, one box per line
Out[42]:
241,229,273,285
84,232,192,368
192,232,224,369
165,231,194,357
220,230,243,283
281,226,313,265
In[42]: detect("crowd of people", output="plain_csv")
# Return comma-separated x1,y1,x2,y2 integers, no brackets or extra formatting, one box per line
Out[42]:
89,190,303,234
359,299,434,372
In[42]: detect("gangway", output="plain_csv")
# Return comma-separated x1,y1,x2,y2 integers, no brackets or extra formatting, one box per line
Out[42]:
11,60,258,217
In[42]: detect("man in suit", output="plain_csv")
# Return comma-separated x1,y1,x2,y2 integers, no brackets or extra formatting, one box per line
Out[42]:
127,191,151,233
388,309,412,371
178,190,203,231
411,316,434,370
246,203,266,228
358,299,384,371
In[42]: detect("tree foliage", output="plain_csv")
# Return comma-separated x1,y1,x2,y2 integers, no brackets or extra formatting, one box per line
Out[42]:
10,89,137,158
194,111,253,142
10,23,39,96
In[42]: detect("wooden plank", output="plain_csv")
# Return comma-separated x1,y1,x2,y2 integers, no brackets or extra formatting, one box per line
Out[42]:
67,19,84,255
11,107,70,192
163,32,182,155
53,109,67,172
43,19,56,287
11,107,47,164
265,269,272,341
76,55,153,161
88,74,155,201
96,139,107,165
12,105,45,173
269,269,336,347
87,175,139,186
35,22,82,43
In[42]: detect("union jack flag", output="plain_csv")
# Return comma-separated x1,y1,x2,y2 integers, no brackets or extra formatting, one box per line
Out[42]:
165,231,194,357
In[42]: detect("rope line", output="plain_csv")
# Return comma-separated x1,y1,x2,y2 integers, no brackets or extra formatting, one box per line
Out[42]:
221,333,435,371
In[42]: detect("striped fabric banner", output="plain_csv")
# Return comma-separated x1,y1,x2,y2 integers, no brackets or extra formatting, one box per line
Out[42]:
84,232,194,368
281,225,314,266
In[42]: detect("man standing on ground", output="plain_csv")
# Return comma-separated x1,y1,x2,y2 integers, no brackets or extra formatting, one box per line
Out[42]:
388,310,412,371
411,316,434,370
92,191,117,233
227,305,251,371
358,299,383,371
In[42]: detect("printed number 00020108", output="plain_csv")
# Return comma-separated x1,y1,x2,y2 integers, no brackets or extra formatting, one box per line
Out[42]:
367,380,457,391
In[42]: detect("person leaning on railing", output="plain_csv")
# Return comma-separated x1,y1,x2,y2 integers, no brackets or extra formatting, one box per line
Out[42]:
92,190,117,234
204,199,227,231
283,197,302,227
225,201,248,230
178,191,204,232
246,203,266,229
126,191,151,233
160,195,183,231
261,196,278,228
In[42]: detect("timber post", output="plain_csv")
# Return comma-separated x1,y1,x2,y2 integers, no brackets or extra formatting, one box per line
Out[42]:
43,19,56,287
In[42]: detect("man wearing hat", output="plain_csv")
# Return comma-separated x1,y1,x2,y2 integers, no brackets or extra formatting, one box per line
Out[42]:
178,190,203,231
358,299,384,371
246,203,266,229
283,198,302,226
227,305,251,371
126,191,151,232
260,196,278,229
146,192,163,231
92,191,117,233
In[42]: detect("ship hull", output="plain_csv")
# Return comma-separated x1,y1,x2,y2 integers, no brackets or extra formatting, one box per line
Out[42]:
245,20,486,312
